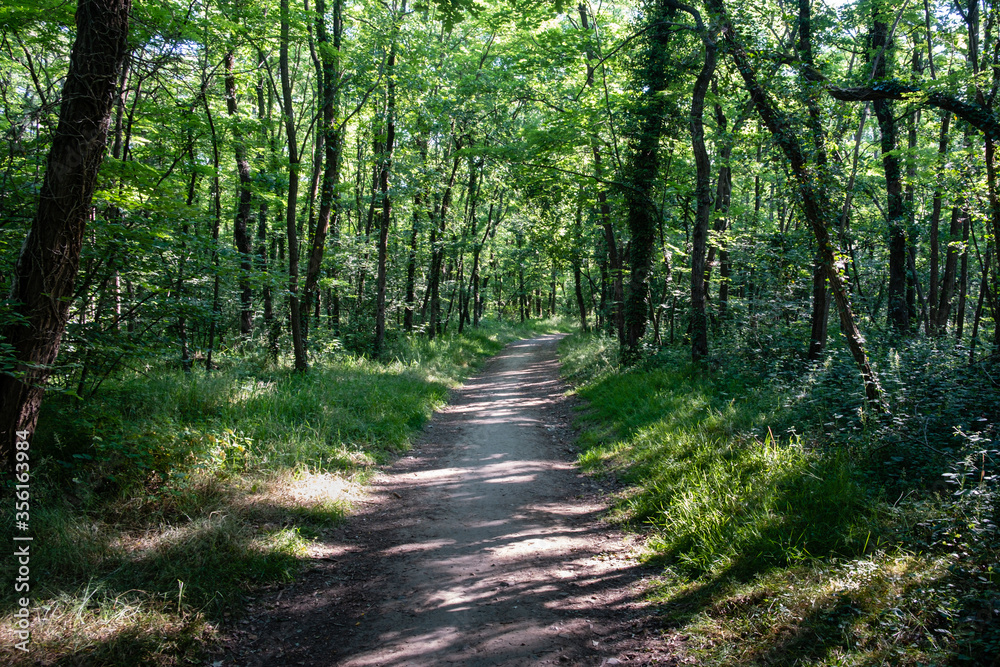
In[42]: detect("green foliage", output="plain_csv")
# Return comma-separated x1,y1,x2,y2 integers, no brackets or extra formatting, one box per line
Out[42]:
0,321,546,664
564,333,872,578
3,0,1000,661
561,326,1000,665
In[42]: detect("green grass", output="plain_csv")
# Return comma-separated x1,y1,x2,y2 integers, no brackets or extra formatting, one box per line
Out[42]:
0,317,569,665
559,331,999,666
562,334,873,577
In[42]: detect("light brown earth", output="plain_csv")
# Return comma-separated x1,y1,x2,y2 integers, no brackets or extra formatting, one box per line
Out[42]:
221,334,682,666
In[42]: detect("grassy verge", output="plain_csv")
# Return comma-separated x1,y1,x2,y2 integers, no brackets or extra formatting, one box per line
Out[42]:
559,332,999,666
0,318,569,665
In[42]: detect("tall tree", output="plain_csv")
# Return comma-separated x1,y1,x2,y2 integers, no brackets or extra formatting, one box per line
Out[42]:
0,0,132,467
280,0,307,371
224,49,255,337
304,0,344,339
678,1,718,362
870,3,909,333
797,0,832,360
374,1,404,357
706,0,885,407
578,3,624,344
621,0,676,363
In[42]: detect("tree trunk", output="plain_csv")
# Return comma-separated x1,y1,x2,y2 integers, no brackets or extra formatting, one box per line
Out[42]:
573,192,589,331
457,158,476,334
969,240,992,361
428,223,441,338
937,206,964,332
0,0,131,467
304,0,343,341
428,149,462,339
688,29,717,362
622,0,676,363
870,12,908,334
203,91,223,371
928,113,950,335
224,50,255,337
374,13,401,358
281,0,307,371
707,0,885,408
798,0,831,360
468,188,495,330
255,52,277,356
404,192,421,332
956,209,970,342
710,101,734,321
905,52,922,327
578,4,623,343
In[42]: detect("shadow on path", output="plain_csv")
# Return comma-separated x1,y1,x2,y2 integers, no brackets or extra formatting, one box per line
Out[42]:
225,335,671,666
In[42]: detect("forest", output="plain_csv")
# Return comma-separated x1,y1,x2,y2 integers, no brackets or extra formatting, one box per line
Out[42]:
0,0,998,663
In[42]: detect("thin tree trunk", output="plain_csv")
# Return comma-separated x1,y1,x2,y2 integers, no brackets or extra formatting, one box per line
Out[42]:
404,192,421,332
256,52,277,357
969,239,992,361
178,139,198,371
281,0,307,371
374,9,401,357
428,148,462,339
304,0,343,341
937,206,964,332
468,187,495,330
929,113,951,335
470,211,487,329
905,51,922,326
711,109,733,321
224,50,255,336
688,29,717,362
956,210,970,342
459,157,481,332
573,190,589,331
200,79,223,372
708,0,884,407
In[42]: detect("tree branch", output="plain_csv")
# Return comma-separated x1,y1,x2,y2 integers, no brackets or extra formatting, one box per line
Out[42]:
827,81,1000,141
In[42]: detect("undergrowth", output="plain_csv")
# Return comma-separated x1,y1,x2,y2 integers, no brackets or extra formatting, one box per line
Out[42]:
559,331,999,666
0,317,569,665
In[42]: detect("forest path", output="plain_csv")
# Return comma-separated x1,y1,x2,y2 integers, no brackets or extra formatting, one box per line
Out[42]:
227,334,672,666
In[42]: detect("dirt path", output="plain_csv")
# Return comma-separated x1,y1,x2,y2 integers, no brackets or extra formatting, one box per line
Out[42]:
223,334,675,666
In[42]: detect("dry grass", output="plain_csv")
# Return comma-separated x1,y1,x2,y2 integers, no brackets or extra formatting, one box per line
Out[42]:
0,319,570,665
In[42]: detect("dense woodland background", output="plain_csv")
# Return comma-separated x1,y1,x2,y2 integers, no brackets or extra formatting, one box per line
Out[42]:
1,0,1000,394
0,0,999,664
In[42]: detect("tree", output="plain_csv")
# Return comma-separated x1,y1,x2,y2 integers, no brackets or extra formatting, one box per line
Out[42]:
304,0,345,338
869,2,908,333
620,0,678,363
0,0,132,468
224,49,256,337
705,0,885,407
373,1,404,357
279,0,307,371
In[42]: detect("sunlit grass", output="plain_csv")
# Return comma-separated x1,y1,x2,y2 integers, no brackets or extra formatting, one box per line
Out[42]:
0,318,566,665
559,331,998,665
646,551,956,666
564,334,872,577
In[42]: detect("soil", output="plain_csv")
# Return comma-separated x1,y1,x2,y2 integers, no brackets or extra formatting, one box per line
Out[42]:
220,334,682,666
